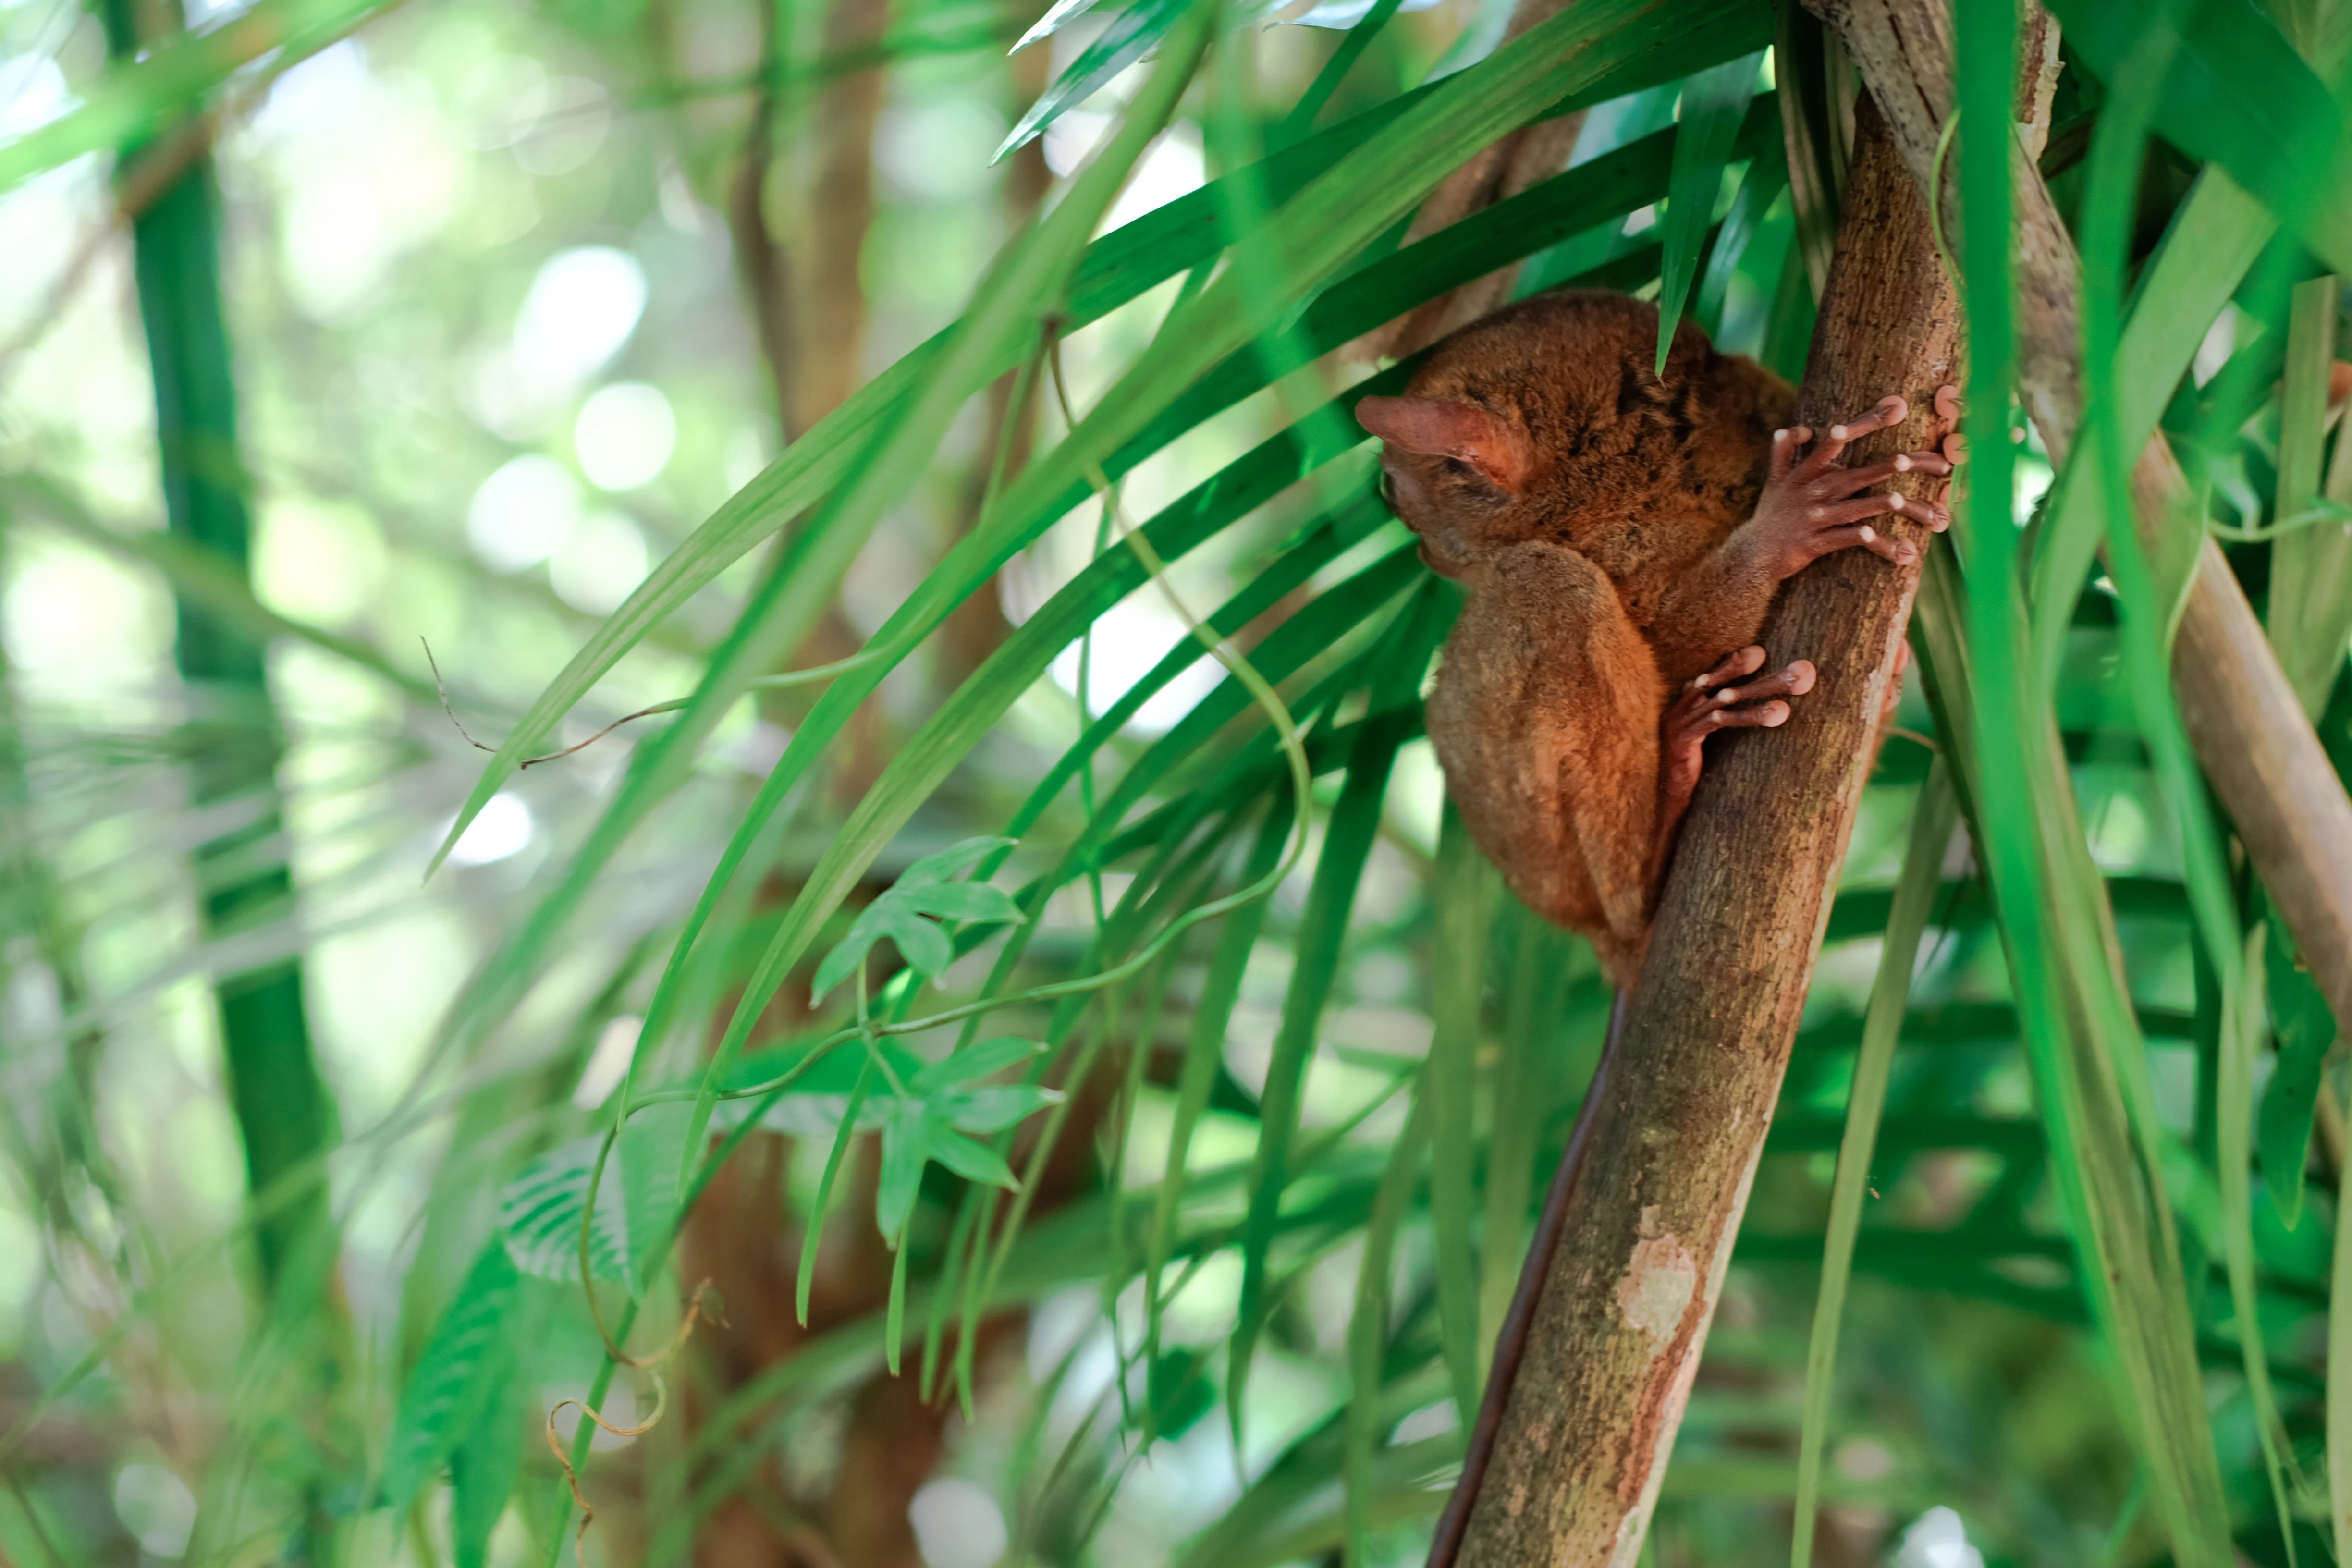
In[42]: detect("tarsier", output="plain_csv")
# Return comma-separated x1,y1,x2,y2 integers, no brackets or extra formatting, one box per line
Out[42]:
1358,291,1958,985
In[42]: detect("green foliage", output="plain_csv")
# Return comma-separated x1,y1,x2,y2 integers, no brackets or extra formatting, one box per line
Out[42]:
380,1242,526,1513
809,836,1026,1002
997,0,1193,158
1654,47,1764,370
2261,911,2342,1229
499,1135,635,1283
876,1038,1059,1239
7,0,2352,1565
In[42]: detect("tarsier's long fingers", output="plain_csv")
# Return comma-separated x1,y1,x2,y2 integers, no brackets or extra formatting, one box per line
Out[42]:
1803,520,1920,566
1688,643,1767,694
1923,385,1967,509
1808,494,1910,530
1807,451,1957,533
1709,658,1817,710
1788,395,1910,478
1671,652,1816,743
1817,452,1955,497
1768,426,1807,482
1934,385,1967,471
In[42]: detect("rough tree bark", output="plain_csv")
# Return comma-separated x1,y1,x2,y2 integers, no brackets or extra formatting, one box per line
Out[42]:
1809,0,2352,1035
1429,94,1955,1568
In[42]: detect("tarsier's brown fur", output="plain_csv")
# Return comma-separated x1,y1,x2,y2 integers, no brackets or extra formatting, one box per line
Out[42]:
1360,291,1954,985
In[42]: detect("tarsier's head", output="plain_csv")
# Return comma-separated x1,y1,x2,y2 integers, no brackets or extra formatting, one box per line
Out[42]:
1354,391,1534,581
1355,290,1773,581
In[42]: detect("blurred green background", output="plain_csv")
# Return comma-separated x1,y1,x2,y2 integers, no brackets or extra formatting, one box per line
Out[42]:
1,0,2349,1564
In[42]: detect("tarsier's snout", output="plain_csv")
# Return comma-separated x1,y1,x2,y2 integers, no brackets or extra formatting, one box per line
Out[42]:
1372,453,1473,579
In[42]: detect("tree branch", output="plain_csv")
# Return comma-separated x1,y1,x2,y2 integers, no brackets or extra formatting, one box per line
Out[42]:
1433,93,1954,1568
1811,0,2352,1035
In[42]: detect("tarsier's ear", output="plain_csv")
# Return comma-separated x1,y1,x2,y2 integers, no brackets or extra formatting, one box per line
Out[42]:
1354,395,1531,490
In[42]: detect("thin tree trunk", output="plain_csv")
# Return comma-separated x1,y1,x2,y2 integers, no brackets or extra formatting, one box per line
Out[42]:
99,0,336,1304
1811,0,2352,1036
1349,0,1588,361
1431,94,1953,1568
940,36,1054,686
793,0,891,439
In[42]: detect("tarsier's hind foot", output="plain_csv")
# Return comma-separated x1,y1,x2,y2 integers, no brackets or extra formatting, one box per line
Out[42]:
1662,646,1819,792
1641,645,1821,909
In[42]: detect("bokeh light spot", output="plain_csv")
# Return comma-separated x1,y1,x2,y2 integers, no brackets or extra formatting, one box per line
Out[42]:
550,511,649,613
574,382,676,490
514,247,647,391
908,1478,1006,1568
447,793,535,867
467,454,582,572
113,1465,196,1559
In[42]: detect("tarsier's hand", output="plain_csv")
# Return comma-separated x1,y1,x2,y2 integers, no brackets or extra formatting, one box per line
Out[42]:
1745,391,1959,581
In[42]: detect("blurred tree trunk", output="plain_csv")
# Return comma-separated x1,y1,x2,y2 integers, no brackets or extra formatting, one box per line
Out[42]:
685,6,1060,1566
940,37,1054,686
1348,0,1587,361
699,1,893,1556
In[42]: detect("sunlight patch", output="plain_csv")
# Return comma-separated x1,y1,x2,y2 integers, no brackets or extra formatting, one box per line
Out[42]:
446,792,535,866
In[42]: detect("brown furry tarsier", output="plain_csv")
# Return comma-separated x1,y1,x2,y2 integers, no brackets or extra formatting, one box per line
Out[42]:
1357,291,1960,987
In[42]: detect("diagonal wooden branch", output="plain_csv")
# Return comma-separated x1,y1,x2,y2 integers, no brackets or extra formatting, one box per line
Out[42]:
1430,93,1955,1568
1811,0,2352,1035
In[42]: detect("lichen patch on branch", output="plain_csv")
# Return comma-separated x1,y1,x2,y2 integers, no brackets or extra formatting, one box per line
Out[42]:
1613,1234,1697,1343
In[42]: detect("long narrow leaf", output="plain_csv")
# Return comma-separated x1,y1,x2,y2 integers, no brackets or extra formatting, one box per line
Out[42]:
1424,804,1494,1422
1789,762,1957,1568
1654,48,1763,370
1229,582,1448,1424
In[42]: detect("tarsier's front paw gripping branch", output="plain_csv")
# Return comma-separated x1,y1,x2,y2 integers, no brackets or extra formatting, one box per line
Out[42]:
1746,389,1958,578
1650,386,1960,904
